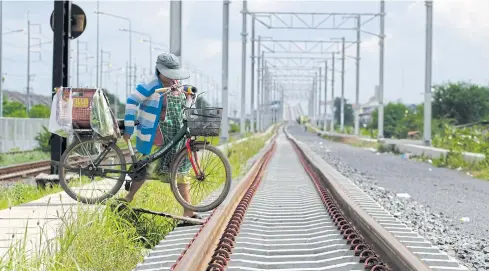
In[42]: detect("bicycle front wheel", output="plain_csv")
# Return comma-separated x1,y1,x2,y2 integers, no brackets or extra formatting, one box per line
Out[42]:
59,137,127,204
170,142,232,212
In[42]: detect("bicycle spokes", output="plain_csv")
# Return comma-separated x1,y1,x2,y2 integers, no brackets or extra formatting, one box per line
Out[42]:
174,144,227,208
61,139,125,201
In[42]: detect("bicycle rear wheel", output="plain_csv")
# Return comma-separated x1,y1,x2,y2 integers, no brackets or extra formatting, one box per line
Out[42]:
169,142,232,212
58,137,126,204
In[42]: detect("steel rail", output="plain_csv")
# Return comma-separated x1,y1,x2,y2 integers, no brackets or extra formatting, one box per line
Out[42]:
283,127,431,271
170,133,279,271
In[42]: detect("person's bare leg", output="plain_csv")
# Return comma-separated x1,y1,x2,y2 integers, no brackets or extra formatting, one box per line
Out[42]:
124,180,146,202
177,182,194,217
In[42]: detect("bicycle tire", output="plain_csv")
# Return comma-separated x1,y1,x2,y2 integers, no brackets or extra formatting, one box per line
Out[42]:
59,137,126,204
169,142,232,212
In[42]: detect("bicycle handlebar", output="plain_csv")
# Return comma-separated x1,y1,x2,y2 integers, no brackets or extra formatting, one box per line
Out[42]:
155,84,197,95
155,84,202,109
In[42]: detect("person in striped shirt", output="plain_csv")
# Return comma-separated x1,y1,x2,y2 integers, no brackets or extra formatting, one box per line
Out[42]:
122,52,202,224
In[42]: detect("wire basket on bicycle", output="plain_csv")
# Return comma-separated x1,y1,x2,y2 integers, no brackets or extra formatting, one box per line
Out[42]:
185,107,223,137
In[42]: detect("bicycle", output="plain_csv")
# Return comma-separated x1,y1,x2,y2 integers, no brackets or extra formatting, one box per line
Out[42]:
57,85,232,213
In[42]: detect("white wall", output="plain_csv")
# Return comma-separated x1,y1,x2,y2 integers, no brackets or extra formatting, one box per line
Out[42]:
0,118,49,153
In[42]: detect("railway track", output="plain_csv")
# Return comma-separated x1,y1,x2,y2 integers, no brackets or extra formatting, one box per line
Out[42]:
0,160,51,182
0,149,131,183
133,126,467,271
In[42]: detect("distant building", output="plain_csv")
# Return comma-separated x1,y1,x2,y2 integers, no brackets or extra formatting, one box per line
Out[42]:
358,86,380,126
357,87,419,127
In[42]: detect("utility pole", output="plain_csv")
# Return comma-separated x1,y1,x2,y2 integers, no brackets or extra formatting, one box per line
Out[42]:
221,0,230,142
310,77,315,118
25,17,41,113
250,16,255,133
262,69,265,129
267,68,270,127
100,51,103,88
26,18,31,113
128,22,132,97
323,60,328,131
100,50,111,88
424,0,433,146
51,0,71,175
76,39,80,86
96,0,99,87
330,52,335,132
256,37,261,132
0,0,3,118
378,0,386,140
170,1,182,63
280,85,284,122
260,57,265,131
133,65,136,89
125,61,129,100
340,37,345,133
269,80,277,124
240,0,247,136
318,67,322,123
354,15,361,135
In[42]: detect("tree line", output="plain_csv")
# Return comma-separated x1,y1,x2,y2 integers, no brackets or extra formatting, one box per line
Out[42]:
368,82,489,139
323,82,489,139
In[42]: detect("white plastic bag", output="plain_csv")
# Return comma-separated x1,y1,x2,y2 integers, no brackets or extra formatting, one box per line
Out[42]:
48,87,73,138
90,88,120,138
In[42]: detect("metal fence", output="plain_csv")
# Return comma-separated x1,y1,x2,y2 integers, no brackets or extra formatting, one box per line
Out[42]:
0,118,49,153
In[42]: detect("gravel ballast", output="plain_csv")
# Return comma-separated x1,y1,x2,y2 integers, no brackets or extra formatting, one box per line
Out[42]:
287,124,489,270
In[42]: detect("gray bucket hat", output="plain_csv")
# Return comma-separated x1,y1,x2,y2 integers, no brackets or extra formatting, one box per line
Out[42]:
155,52,190,80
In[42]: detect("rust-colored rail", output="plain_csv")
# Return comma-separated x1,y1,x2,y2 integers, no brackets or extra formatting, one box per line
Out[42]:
0,160,51,182
170,133,278,271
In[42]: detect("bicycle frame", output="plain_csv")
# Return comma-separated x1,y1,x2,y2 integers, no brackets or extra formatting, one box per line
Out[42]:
130,121,190,166
67,119,204,181
64,85,207,179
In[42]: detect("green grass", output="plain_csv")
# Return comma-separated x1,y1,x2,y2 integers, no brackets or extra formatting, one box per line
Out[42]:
0,151,50,167
411,151,489,180
0,131,275,271
0,184,64,211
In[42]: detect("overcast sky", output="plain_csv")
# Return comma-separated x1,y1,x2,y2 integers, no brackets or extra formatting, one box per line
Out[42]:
1,0,487,115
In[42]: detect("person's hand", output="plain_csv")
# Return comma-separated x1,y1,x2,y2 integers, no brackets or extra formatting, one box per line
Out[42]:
123,134,131,142
184,85,198,95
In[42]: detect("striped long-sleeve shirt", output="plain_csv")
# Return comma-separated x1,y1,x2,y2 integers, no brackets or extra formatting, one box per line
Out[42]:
124,75,165,155
124,75,195,155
